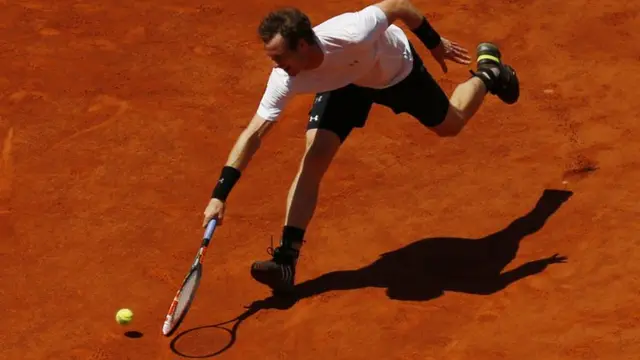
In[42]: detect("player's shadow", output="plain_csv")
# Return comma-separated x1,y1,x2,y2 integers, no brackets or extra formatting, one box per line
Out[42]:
291,188,572,301
170,188,572,358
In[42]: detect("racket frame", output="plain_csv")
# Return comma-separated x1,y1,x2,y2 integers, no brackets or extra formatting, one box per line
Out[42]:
162,219,217,336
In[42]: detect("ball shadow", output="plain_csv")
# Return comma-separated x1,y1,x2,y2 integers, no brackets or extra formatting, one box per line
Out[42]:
124,330,143,338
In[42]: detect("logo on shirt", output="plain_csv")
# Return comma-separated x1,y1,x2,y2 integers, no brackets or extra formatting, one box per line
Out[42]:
309,115,319,122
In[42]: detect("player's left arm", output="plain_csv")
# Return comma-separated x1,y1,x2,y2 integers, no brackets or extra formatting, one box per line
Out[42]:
373,0,471,72
372,0,442,49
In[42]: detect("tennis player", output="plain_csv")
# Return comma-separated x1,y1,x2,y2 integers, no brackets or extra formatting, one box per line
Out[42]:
202,0,519,294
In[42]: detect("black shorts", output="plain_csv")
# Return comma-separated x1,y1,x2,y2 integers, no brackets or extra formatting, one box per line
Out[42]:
307,42,450,142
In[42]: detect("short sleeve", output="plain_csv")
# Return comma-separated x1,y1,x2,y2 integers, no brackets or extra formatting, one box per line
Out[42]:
346,5,390,45
256,68,293,121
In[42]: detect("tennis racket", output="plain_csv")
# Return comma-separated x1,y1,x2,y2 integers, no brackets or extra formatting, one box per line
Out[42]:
162,219,218,336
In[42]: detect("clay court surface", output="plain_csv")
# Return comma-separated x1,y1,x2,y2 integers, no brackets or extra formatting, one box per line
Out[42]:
1,0,639,359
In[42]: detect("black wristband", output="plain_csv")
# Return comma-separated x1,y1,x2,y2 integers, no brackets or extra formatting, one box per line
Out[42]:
211,166,241,201
411,17,441,49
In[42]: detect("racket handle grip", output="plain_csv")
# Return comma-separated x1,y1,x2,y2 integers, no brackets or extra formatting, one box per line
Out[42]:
204,218,217,240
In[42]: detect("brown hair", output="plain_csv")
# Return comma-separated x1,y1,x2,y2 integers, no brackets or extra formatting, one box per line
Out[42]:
258,7,316,50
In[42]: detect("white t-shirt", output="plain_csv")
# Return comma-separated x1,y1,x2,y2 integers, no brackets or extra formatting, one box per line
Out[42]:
256,5,414,121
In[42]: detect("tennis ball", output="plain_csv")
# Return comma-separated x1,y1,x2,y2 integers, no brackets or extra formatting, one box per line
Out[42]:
115,308,133,325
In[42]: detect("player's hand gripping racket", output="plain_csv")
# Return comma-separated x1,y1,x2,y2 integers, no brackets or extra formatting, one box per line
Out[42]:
162,219,218,336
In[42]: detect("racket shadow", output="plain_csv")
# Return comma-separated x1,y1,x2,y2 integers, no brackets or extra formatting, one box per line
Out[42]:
169,296,296,358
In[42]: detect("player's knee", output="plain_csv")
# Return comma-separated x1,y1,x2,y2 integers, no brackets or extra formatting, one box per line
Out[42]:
432,106,464,137
303,146,334,171
301,129,341,177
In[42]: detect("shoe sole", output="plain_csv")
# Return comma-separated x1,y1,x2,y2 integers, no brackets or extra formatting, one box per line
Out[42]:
250,267,295,295
499,64,519,104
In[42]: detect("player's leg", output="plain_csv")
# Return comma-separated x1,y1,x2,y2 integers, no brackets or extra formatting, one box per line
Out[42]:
283,128,342,244
431,76,487,137
250,85,374,294
376,42,518,136
432,42,520,136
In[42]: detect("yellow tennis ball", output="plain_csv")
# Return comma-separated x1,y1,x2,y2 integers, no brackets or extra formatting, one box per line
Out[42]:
115,308,133,325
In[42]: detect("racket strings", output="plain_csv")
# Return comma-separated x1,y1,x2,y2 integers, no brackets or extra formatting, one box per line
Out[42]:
174,272,199,318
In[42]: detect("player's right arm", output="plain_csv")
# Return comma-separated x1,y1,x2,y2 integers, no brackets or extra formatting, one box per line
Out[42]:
202,114,274,227
224,113,274,172
202,68,291,227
